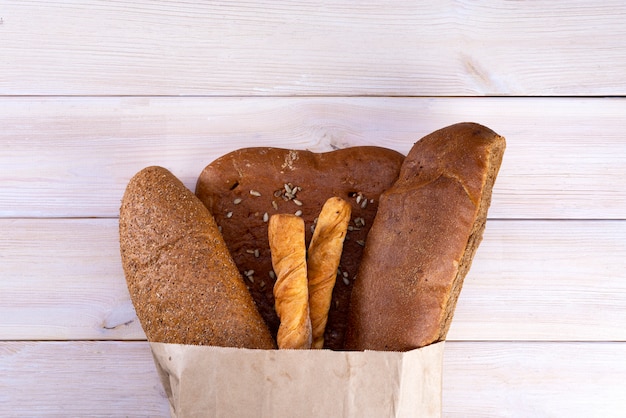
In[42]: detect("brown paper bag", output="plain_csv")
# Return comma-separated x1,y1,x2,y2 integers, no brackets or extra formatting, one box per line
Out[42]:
150,341,444,418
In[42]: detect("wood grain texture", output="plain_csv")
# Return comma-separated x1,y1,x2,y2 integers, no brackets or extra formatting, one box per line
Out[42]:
2,218,625,342
449,219,626,342
2,1,626,96
0,218,142,341
1,340,624,417
2,1,625,415
443,341,626,417
0,341,170,417
2,97,626,219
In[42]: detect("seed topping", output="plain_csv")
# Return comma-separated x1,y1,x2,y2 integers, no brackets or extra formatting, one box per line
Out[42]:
274,182,302,203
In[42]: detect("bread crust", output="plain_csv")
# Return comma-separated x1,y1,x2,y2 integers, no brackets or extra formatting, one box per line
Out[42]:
268,214,312,349
307,197,351,349
344,123,506,351
119,166,275,348
195,147,404,349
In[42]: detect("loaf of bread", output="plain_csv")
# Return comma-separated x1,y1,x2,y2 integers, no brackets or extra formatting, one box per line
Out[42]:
344,122,505,351
195,147,404,349
119,166,275,349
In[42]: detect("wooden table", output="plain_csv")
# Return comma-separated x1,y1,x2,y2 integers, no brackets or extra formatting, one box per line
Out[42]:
2,2,625,416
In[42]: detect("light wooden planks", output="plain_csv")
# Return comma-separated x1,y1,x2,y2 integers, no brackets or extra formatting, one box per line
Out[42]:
2,340,625,417
0,341,170,417
449,219,626,341
2,218,626,342
2,1,626,96
0,219,142,341
2,96,626,219
443,341,626,417
2,1,624,416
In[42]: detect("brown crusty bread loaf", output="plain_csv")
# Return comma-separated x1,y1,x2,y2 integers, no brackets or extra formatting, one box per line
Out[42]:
119,166,275,349
195,147,404,349
344,122,506,351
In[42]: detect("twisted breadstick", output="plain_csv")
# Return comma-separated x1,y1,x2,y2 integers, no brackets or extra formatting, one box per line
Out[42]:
268,214,312,349
307,197,351,349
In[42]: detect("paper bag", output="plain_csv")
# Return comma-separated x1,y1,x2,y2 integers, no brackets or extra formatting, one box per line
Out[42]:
150,341,444,418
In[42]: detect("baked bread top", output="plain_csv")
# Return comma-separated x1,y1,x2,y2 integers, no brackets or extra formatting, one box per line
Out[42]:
120,166,275,348
345,122,506,351
195,146,404,349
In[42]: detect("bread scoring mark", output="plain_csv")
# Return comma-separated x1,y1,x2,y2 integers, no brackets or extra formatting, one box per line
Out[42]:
440,171,479,207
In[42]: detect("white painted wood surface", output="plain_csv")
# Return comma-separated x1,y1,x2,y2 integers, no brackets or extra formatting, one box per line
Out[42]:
1,1,625,416
3,218,626,343
2,97,626,219
2,1,626,95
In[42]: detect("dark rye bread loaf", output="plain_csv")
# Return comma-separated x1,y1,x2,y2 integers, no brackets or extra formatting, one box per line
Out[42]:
195,147,405,349
344,123,506,351
119,166,275,348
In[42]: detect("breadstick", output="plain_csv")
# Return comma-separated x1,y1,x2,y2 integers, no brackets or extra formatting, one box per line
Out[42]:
307,197,351,349
268,214,312,349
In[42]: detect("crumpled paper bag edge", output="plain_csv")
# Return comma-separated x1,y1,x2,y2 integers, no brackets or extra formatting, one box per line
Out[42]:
150,341,445,418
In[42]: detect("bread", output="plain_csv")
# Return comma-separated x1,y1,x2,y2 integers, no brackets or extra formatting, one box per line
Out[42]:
195,147,404,349
307,197,351,349
119,166,275,349
268,214,312,349
344,122,506,351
